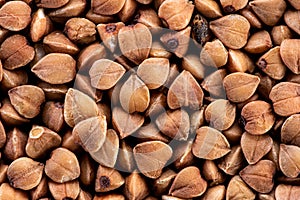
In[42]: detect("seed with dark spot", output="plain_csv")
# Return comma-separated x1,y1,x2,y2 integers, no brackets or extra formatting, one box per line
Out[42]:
99,176,111,188
166,39,179,50
192,14,211,46
239,116,246,128
55,102,64,108
224,5,236,13
106,25,117,33
258,58,267,69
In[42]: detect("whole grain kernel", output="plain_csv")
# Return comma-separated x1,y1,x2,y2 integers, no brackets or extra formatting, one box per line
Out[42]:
205,99,236,131
228,49,255,73
210,14,250,49
64,88,99,127
42,101,64,133
241,132,273,164
0,99,30,126
72,115,107,153
158,0,194,31
167,70,203,110
0,183,29,200
37,0,69,8
45,147,80,183
8,85,45,119
137,57,170,89
37,82,68,101
244,30,272,54
150,41,172,59
133,141,172,179
134,123,169,143
1,68,29,92
97,22,125,52
169,166,207,198
32,53,76,84
223,72,260,103
116,140,136,172
173,140,195,170
160,26,191,58
43,31,79,55
0,1,31,31
155,109,190,141
30,177,48,200
271,25,293,46
275,184,300,200
92,0,126,15
0,35,35,70
249,0,286,26
226,176,255,200
279,144,300,178
153,169,177,196
194,0,223,18
201,69,227,98
124,171,149,200
30,8,52,42
48,180,80,200
240,5,262,29
65,17,96,44
95,165,124,192
284,10,300,35
112,107,144,139
280,39,300,74
134,8,162,29
89,59,126,90
47,0,86,20
118,23,152,65
79,154,96,186
269,82,300,116
25,125,61,159
281,114,300,146
218,145,244,175
200,39,228,68
192,126,231,160
257,47,286,80
201,185,226,200
241,100,275,135
118,0,138,22
7,157,44,190
202,160,225,186
240,160,276,193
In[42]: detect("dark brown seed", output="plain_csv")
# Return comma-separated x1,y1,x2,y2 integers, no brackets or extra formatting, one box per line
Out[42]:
95,165,124,192
8,85,45,119
169,166,207,198
240,160,276,193
192,14,211,46
25,125,61,159
7,157,44,190
0,35,35,70
167,70,204,110
0,1,31,31
45,147,80,183
133,141,172,179
156,109,190,141
192,126,231,160
241,132,273,164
